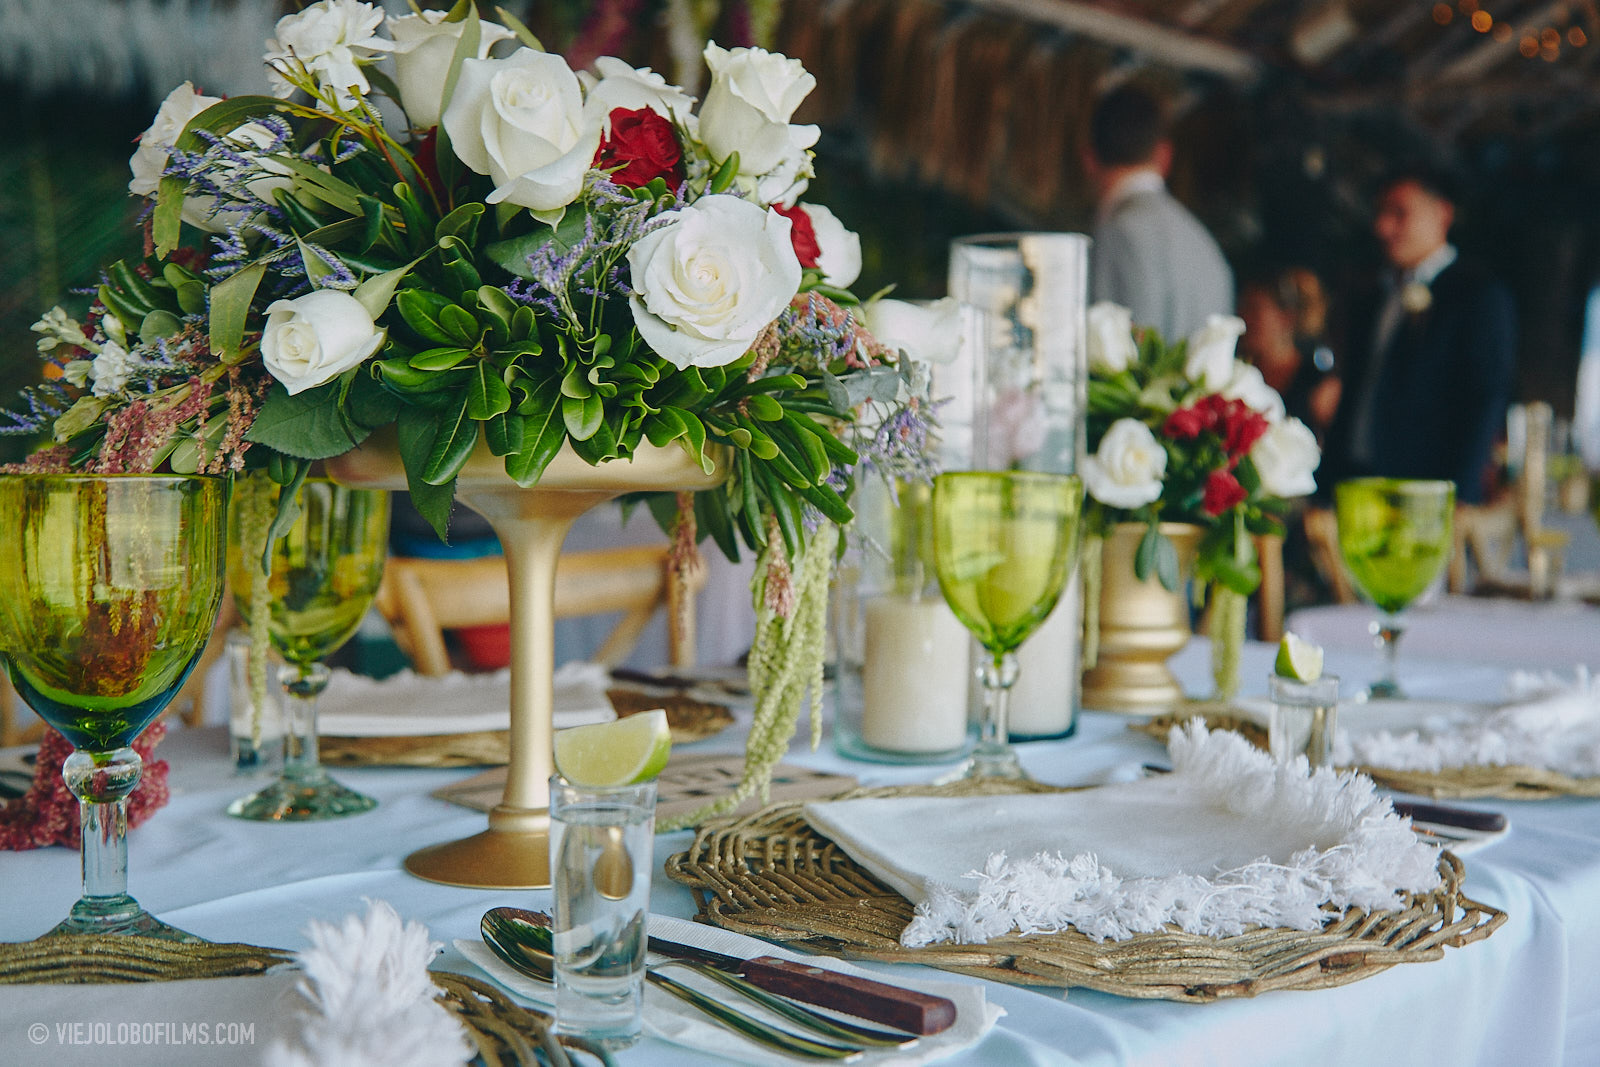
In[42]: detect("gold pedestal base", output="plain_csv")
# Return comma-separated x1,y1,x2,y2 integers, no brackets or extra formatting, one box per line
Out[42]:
1081,661,1186,712
1082,523,1202,715
404,814,552,890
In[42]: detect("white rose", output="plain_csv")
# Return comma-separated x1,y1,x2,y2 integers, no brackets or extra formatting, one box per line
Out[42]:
261,290,386,395
1184,313,1246,392
864,298,961,366
1221,363,1286,423
443,48,601,220
1083,418,1168,510
264,0,393,110
1250,417,1320,498
627,194,801,370
1087,302,1137,374
742,123,819,206
389,10,516,129
89,340,135,398
698,43,816,175
798,203,860,288
129,82,222,200
580,57,696,126
132,93,292,234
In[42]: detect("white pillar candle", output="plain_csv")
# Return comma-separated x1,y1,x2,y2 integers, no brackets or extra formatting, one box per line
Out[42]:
861,595,971,753
1008,571,1080,737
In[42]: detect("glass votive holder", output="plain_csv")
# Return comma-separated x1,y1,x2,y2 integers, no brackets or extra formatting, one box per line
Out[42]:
1267,674,1340,769
226,629,284,774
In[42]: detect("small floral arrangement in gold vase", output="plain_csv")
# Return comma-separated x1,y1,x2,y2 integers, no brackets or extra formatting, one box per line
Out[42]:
2,0,934,822
1080,304,1320,705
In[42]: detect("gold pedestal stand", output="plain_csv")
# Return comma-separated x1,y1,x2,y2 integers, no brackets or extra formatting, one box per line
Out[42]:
1081,522,1203,714
330,429,722,888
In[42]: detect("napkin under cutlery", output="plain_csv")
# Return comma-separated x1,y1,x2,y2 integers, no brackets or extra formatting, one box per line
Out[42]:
457,913,1002,1065
804,724,1441,948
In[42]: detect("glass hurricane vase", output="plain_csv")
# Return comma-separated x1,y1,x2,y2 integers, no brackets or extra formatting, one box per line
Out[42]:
0,474,228,939
226,477,389,821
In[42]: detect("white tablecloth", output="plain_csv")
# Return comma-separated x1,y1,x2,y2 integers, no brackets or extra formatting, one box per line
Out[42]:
2,640,1597,1065
1288,595,1600,672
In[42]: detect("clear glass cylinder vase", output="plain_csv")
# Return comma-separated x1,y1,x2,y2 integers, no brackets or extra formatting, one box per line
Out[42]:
948,232,1091,740
833,477,974,764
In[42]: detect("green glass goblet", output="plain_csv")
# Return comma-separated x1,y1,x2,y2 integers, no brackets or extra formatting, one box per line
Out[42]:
226,478,389,821
932,471,1084,780
1335,477,1455,700
0,474,228,939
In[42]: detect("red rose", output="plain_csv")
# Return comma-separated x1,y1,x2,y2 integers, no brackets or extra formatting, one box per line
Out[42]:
594,107,684,188
1202,468,1248,516
1220,401,1270,458
772,204,821,270
1162,406,1207,440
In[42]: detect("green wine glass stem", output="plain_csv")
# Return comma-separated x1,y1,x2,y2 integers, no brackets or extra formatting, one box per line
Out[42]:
281,662,331,785
62,748,143,931
970,652,1026,780
1369,613,1404,699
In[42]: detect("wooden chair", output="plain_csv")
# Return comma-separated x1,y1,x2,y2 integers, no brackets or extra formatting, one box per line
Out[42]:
376,545,705,676
1303,506,1356,604
0,672,43,747
1253,533,1286,643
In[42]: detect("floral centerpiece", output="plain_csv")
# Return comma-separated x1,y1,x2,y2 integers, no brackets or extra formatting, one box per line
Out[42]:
1,0,934,825
1081,303,1320,697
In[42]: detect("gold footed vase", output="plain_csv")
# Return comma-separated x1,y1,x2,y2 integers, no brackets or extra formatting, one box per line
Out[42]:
1081,523,1202,713
329,428,723,888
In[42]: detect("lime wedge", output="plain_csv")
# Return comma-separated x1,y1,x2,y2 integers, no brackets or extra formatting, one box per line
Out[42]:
1274,632,1324,682
554,709,672,786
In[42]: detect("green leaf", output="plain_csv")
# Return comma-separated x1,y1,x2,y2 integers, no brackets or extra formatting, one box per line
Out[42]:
396,288,458,345
410,346,474,371
745,393,783,421
708,152,740,195
397,404,455,540
1135,521,1160,584
562,393,603,440
435,203,486,246
139,309,183,343
362,65,405,105
245,381,362,459
560,363,591,399
261,461,310,573
209,262,267,361
153,95,284,256
346,368,401,428
570,417,619,464
353,254,424,320
438,302,480,346
495,5,545,49
486,410,525,456
296,238,337,288
505,377,566,485
269,155,364,214
422,390,480,485
694,484,740,562
467,361,512,419
1155,532,1180,592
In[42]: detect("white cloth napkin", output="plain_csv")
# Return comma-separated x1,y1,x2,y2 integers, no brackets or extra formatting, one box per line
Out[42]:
318,662,615,736
1234,668,1600,776
804,725,1441,948
456,913,1002,1065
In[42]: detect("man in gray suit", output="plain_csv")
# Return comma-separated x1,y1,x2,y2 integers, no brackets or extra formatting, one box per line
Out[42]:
1086,86,1234,340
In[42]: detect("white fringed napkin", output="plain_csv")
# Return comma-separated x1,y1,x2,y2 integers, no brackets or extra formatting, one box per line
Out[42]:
1235,669,1600,776
803,724,1440,948
319,662,615,736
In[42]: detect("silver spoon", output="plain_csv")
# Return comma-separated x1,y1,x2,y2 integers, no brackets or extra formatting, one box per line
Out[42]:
480,909,908,1056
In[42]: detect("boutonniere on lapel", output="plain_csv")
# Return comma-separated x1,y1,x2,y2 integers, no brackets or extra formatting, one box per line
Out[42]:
1401,280,1433,314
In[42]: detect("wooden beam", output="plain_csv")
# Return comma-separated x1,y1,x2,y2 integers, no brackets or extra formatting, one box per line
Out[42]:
970,0,1262,82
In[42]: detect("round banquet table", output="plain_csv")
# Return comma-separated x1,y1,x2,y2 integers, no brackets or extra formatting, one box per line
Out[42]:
3,639,1598,1066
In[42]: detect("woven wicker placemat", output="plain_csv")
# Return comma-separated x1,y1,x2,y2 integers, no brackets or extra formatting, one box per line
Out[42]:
664,778,1506,1001
0,936,559,1066
1136,711,1600,800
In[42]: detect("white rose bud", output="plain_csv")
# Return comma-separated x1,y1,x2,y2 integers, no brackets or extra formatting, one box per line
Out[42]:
580,57,697,126
261,290,386,396
264,0,394,110
443,48,602,220
698,43,816,176
627,194,801,370
1083,417,1168,509
1087,302,1138,374
864,298,961,366
799,203,861,288
1221,362,1286,423
1250,417,1320,498
389,10,516,130
89,340,136,398
1185,313,1247,392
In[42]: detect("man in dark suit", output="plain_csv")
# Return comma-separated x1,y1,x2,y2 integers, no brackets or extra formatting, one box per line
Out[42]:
1323,169,1516,504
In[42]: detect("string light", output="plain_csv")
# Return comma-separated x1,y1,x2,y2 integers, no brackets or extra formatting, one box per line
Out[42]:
1471,9,1494,31
1521,34,1541,56
1570,26,1589,46
1433,3,1454,24
1493,22,1514,40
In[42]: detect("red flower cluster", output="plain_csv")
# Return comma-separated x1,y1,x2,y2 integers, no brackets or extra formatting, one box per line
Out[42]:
1162,394,1269,458
594,107,684,189
772,204,821,269
1163,395,1269,516
0,721,171,851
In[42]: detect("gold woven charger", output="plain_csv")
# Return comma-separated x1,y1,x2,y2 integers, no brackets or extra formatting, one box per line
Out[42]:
664,778,1506,1001
0,935,559,1067
1136,709,1600,800
320,692,734,768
